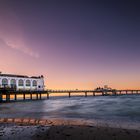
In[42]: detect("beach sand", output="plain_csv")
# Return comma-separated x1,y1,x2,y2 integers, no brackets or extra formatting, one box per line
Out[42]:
0,118,140,140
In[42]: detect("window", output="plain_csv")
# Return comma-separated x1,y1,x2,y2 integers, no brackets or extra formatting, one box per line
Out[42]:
32,80,37,87
11,79,16,85
2,78,8,86
18,79,24,86
26,80,31,86
11,79,16,88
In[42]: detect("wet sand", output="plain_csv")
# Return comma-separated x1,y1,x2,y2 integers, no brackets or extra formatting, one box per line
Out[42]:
0,118,140,140
33,125,140,140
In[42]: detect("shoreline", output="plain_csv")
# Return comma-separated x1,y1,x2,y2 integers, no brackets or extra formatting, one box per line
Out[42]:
0,118,140,140
0,118,94,126
0,117,140,130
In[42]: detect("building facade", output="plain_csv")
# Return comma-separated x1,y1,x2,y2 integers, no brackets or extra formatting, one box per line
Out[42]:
0,73,44,91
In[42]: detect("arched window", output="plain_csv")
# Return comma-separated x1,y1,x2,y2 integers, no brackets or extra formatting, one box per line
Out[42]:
18,79,24,86
32,80,37,87
11,79,16,85
10,79,16,88
2,78,8,86
26,80,31,86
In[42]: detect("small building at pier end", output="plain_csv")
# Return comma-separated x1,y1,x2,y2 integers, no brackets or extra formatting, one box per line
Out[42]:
0,72,44,91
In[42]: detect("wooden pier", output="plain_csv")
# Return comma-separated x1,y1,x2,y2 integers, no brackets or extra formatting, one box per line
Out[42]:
0,89,140,102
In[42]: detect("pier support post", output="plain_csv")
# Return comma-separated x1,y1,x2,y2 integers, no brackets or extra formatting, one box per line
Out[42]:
114,91,117,95
0,93,3,102
6,93,10,102
23,94,25,100
39,93,41,99
131,91,133,94
126,91,128,94
30,93,32,100
85,92,87,97
93,92,95,96
68,92,71,98
36,94,38,100
47,92,49,99
15,94,17,100
102,91,104,96
136,91,138,94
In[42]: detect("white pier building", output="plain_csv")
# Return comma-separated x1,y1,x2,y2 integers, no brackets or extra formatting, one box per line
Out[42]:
0,72,44,91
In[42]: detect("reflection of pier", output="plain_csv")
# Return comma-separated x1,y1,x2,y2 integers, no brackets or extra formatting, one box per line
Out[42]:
0,89,140,102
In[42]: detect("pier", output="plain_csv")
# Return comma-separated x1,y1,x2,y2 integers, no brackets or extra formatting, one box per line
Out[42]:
0,89,140,102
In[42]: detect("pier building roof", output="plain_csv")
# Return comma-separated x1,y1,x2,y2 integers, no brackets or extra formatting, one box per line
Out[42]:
0,73,43,79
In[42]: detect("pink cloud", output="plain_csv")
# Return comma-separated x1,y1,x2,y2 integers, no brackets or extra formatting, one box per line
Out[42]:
0,38,39,58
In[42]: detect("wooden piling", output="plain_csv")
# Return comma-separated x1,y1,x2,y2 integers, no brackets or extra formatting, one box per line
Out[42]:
47,92,49,99
6,94,10,102
39,93,41,99
114,91,116,95
23,94,25,100
36,94,38,100
15,94,17,100
85,92,87,97
102,91,104,96
30,93,32,100
68,92,71,98
0,93,3,102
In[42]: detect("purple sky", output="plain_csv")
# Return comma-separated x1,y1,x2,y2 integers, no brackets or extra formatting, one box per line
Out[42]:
0,0,140,89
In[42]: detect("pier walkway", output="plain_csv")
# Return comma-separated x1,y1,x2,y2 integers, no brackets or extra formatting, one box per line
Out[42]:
0,89,140,102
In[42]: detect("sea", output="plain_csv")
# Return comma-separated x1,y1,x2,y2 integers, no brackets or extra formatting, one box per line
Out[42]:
0,94,140,129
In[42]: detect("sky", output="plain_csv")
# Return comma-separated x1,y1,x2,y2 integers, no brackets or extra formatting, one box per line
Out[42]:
0,0,140,90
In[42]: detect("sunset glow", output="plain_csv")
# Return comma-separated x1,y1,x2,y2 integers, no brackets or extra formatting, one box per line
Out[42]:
0,0,140,90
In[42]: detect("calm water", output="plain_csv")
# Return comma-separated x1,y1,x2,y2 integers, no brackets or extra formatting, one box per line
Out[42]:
0,95,140,129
